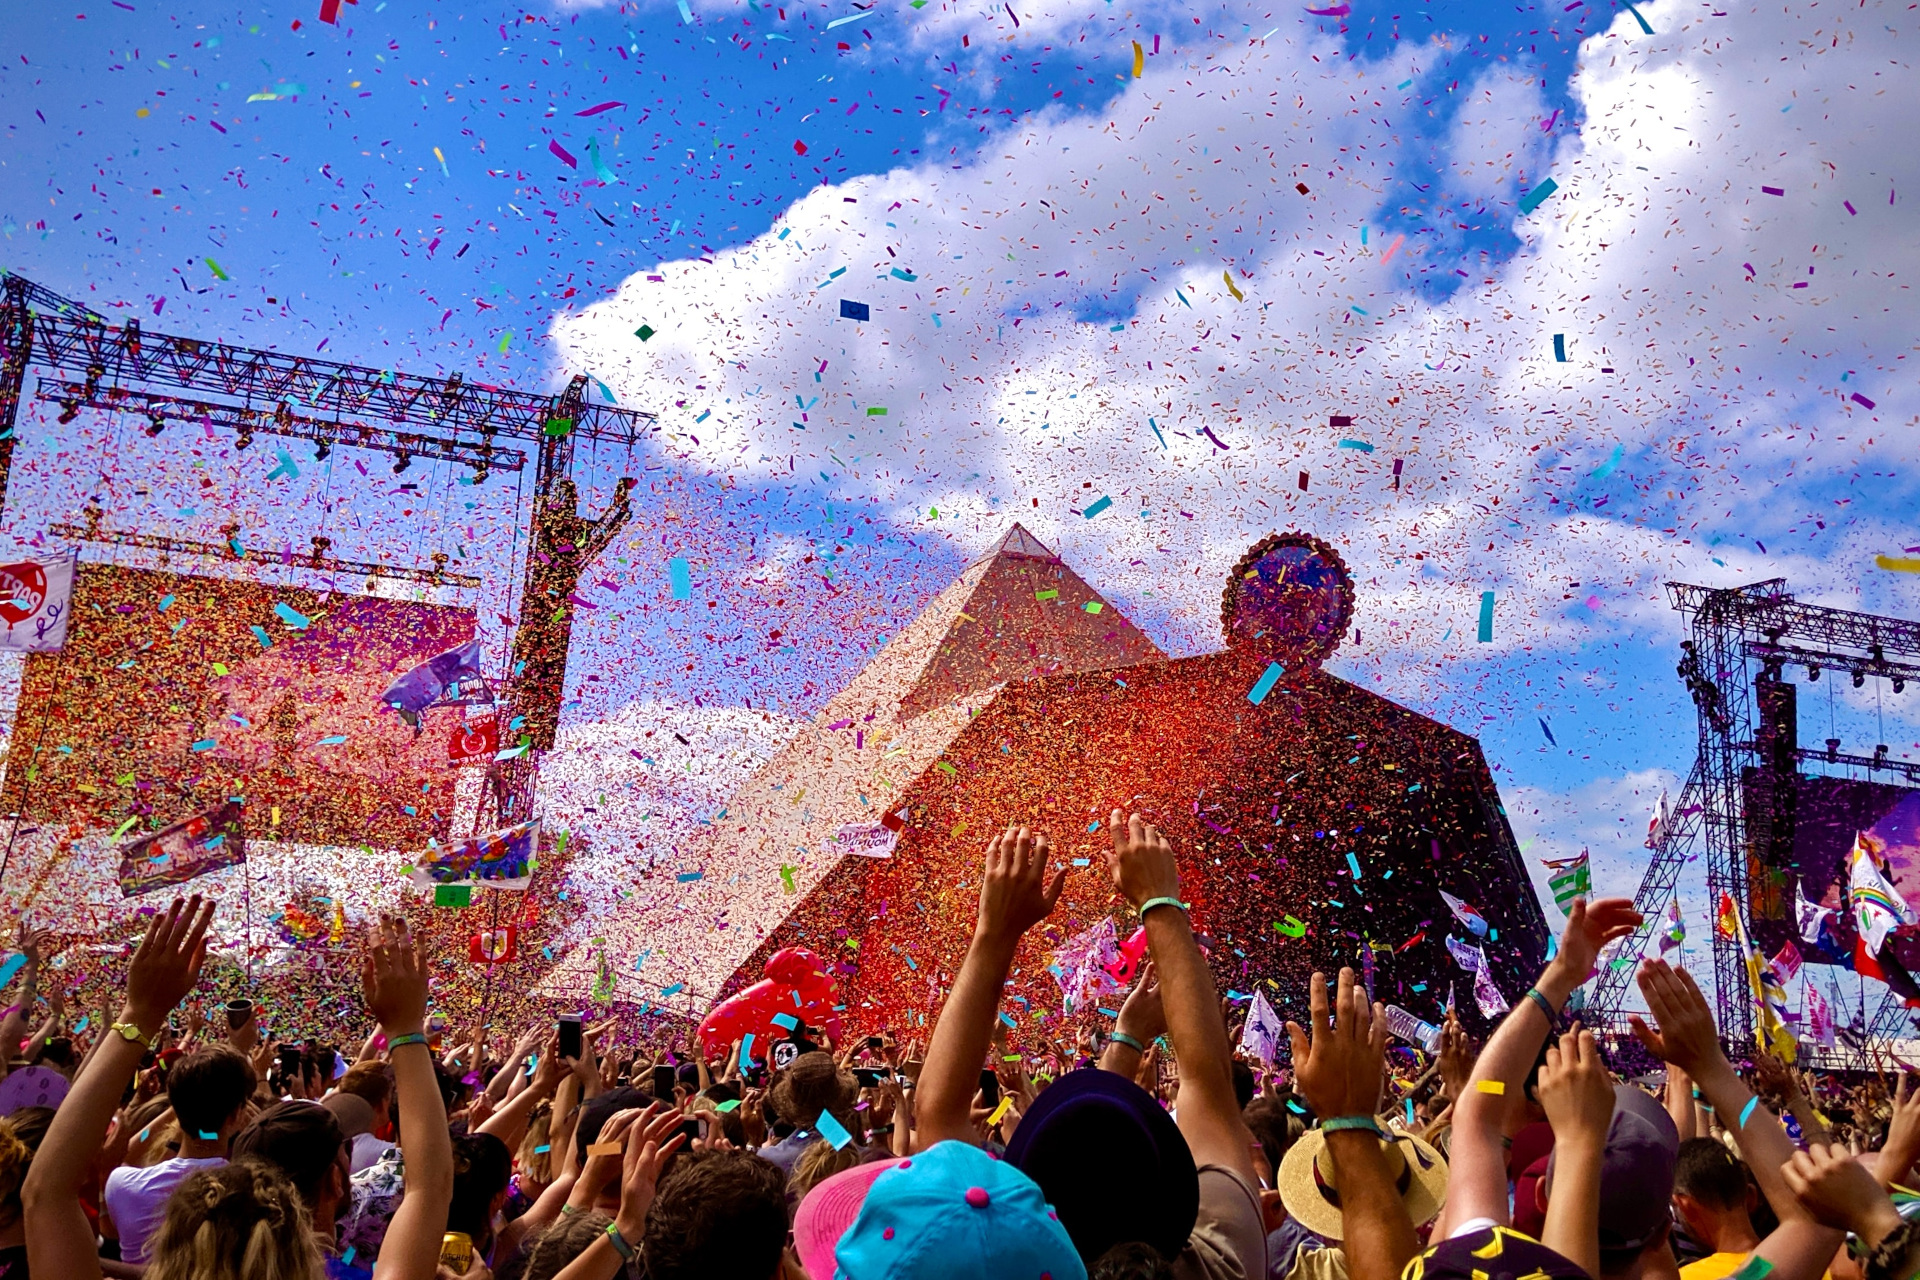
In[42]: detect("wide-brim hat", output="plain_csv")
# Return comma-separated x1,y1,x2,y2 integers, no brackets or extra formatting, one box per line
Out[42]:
1278,1127,1448,1241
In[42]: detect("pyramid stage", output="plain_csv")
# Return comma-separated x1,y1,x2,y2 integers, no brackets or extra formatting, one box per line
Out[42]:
563,527,1549,1036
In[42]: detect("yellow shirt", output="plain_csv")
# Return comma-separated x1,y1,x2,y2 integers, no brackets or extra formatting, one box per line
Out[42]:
1680,1254,1752,1280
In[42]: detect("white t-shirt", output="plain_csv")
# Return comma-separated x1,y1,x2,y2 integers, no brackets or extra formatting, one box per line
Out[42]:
105,1156,227,1265
350,1132,395,1175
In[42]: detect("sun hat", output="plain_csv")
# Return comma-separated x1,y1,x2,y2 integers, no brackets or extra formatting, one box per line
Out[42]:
1277,1126,1449,1241
821,1140,1086,1280
1002,1066,1199,1261
794,1157,906,1279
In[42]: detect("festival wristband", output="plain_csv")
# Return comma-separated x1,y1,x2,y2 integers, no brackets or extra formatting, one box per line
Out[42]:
1524,988,1559,1022
1738,1095,1760,1129
1109,1031,1147,1053
604,1223,637,1263
1139,896,1190,919
1322,1115,1385,1138
386,1031,429,1052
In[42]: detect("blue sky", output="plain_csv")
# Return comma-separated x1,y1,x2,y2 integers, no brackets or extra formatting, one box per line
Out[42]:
5,0,1919,1017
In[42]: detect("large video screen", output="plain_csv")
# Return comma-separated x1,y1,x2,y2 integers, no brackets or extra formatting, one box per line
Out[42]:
1755,774,1920,969
2,563,477,849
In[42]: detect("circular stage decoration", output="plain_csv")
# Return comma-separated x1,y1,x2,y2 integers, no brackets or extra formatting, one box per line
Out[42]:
1220,532,1355,671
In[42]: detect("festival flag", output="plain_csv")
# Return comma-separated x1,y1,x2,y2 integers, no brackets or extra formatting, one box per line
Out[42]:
1238,988,1285,1063
1050,917,1123,1012
469,926,518,964
1714,892,1740,941
448,713,500,766
408,818,540,892
1445,934,1484,973
1439,889,1489,939
380,638,492,728
1806,980,1836,1048
116,801,247,897
1645,788,1671,849
1854,934,1920,1004
0,548,77,654
1659,900,1686,954
1769,938,1804,985
591,947,616,1002
1797,893,1836,946
1746,943,1798,1062
1848,833,1913,955
1472,953,1509,1018
1542,850,1591,914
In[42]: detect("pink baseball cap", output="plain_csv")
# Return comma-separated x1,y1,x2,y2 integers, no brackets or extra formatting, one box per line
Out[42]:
793,1156,907,1280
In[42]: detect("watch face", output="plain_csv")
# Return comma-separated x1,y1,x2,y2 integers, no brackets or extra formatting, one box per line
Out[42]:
1221,533,1354,671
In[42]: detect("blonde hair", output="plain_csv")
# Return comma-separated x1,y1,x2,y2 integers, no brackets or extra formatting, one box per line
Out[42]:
517,1101,555,1187
144,1158,324,1280
789,1138,861,1204
0,1117,30,1229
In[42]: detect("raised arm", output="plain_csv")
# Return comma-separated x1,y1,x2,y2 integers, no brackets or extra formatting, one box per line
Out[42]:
24,896,214,1280
480,1033,565,1150
1109,811,1258,1181
0,925,46,1063
365,915,455,1280
1632,959,1842,1280
486,1024,544,1102
1433,897,1639,1238
1533,1026,1615,1280
915,826,1067,1150
1285,968,1420,1280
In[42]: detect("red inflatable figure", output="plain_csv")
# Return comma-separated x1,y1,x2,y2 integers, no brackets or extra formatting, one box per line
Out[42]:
697,946,843,1059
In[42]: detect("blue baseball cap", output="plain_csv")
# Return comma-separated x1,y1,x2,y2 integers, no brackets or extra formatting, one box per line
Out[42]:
832,1140,1087,1280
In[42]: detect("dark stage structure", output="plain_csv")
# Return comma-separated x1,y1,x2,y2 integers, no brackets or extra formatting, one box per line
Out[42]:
727,534,1552,1034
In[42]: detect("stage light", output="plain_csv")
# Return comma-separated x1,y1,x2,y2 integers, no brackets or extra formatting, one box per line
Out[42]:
235,430,253,450
1807,664,1820,681
471,465,489,486
393,452,412,474
1898,678,1908,695
145,414,166,437
1853,669,1866,689
55,400,80,424
1875,743,1890,769
314,439,331,460
1826,737,1841,762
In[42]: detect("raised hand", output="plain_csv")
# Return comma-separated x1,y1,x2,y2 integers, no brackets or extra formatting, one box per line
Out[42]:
617,1106,690,1239
1284,968,1386,1120
975,826,1068,945
1782,1143,1904,1243
362,913,429,1038
1551,898,1642,985
1115,960,1166,1046
1106,810,1181,911
1437,1011,1475,1102
121,896,216,1038
1535,1025,1613,1147
1628,959,1725,1077
1879,1073,1920,1188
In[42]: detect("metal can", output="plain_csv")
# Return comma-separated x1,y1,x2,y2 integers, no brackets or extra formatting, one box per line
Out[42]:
440,1232,474,1274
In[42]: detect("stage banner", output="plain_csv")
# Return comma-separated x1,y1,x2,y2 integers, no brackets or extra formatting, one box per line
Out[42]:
0,548,76,653
117,801,247,897
409,818,540,892
1238,988,1285,1063
448,714,500,766
382,638,492,727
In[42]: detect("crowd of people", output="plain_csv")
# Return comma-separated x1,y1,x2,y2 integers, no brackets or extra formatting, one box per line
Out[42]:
1,810,1919,1280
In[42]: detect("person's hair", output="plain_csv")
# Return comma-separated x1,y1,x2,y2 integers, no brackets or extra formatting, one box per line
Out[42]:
449,1131,513,1242
142,1119,185,1166
168,1044,257,1138
516,1103,555,1187
1230,1061,1256,1111
789,1138,861,1203
232,1102,346,1205
641,1149,788,1280
337,1062,393,1114
0,1114,35,1230
520,1209,613,1280
1675,1138,1750,1211
1093,1241,1177,1280
1242,1095,1303,1175
144,1157,325,1280
37,1036,76,1070
573,1086,649,1162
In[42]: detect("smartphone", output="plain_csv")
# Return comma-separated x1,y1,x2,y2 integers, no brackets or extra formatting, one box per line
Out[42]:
652,1064,676,1099
865,1036,883,1051
558,1014,583,1061
679,1118,702,1145
853,1067,891,1088
979,1068,1000,1107
225,999,254,1031
279,1044,303,1083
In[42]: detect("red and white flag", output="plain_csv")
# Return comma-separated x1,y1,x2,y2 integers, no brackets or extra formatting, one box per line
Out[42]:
0,549,76,653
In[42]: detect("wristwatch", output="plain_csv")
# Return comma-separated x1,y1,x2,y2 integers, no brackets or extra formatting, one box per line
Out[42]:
110,1021,161,1049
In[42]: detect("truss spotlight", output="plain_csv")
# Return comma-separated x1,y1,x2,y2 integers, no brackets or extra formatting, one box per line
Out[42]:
1807,664,1820,681
1875,743,1890,769
1897,678,1908,695
1826,737,1842,762
55,400,80,424
145,413,166,437
313,439,331,461
392,453,412,475
234,430,253,450
471,465,489,486
1853,669,1867,689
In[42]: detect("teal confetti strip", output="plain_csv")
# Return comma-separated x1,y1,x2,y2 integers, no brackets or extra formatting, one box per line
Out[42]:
660,982,685,996
191,738,217,751
669,557,692,600
1248,662,1285,705
1478,592,1496,643
1346,851,1363,879
274,602,310,628
1553,333,1567,362
316,734,348,746
676,0,693,21
1338,439,1374,452
815,1109,855,1149
1518,178,1560,215
1082,495,1113,519
249,624,273,648
1738,1096,1760,1129
1623,1,1653,33
1589,444,1624,480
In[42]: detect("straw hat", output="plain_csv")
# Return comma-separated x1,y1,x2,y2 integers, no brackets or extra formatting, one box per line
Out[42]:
1278,1127,1449,1241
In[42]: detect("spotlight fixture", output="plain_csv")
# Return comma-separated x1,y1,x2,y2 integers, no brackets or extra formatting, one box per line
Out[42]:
471,465,489,486
1826,737,1842,763
393,453,412,475
1807,664,1820,682
1874,743,1890,769
1898,677,1909,695
313,439,332,461
1853,669,1866,689
55,400,80,424
145,413,166,438
234,430,254,450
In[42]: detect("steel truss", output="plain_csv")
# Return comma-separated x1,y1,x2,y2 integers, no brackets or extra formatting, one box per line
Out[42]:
0,271,654,828
1585,578,1920,1051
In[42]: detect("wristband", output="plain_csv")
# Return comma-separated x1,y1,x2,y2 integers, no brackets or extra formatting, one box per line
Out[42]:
1109,1031,1147,1053
1321,1115,1386,1138
1139,896,1190,919
1523,988,1559,1023
559,1203,578,1217
604,1222,638,1262
386,1031,429,1052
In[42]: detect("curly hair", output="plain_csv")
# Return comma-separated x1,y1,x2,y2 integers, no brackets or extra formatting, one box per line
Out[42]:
641,1149,788,1280
143,1158,324,1280
0,1115,33,1230
519,1209,613,1280
789,1138,862,1206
